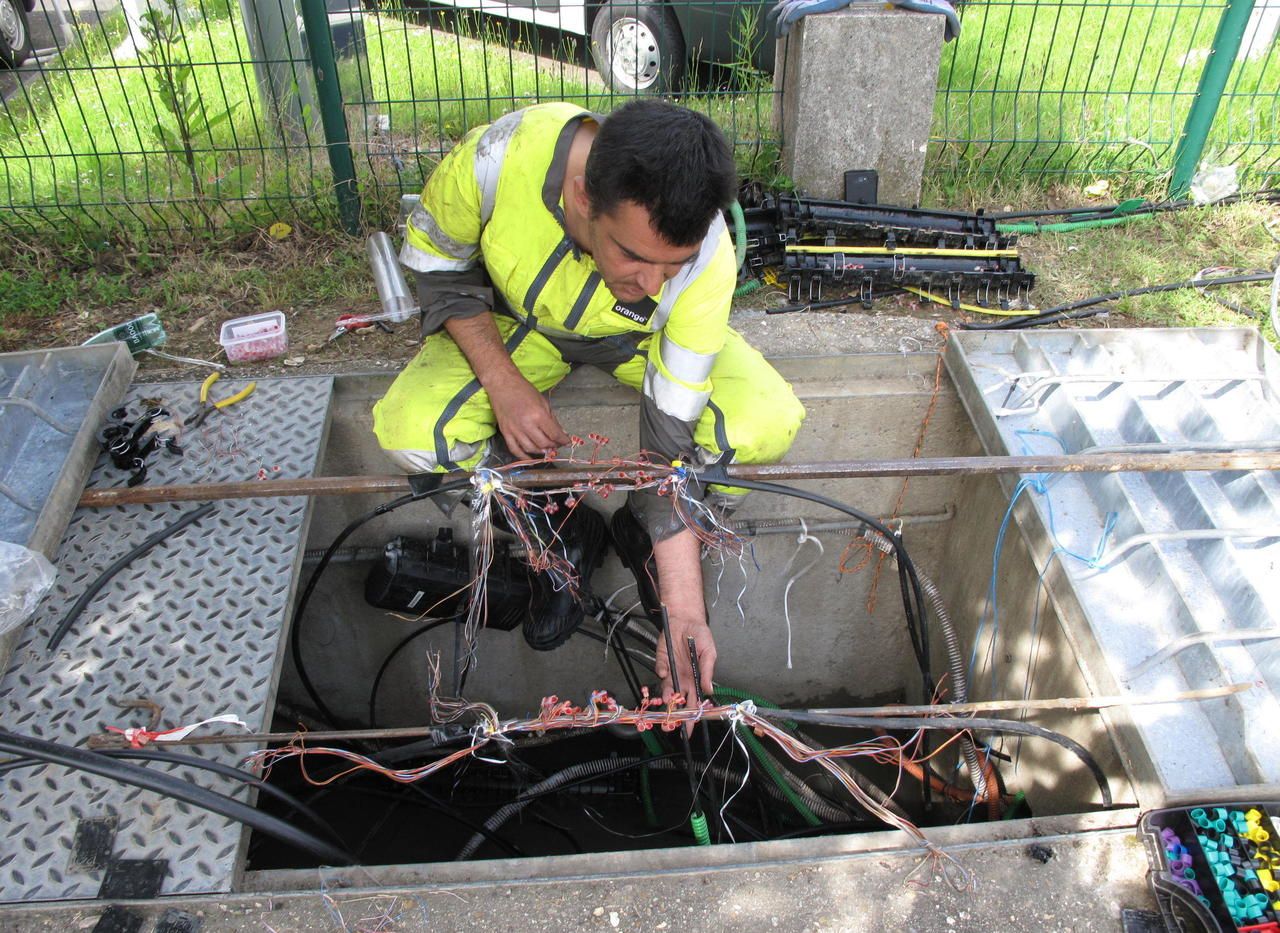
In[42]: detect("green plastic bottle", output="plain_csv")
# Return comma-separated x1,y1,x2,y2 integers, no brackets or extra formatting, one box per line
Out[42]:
82,312,168,355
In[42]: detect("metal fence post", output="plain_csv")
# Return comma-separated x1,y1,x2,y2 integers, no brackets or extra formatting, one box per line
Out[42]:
298,0,362,233
1170,0,1258,197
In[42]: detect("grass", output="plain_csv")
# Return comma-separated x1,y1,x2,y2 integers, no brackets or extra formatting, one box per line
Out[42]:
930,0,1280,185
2,187,1276,360
0,229,377,351
1015,197,1280,335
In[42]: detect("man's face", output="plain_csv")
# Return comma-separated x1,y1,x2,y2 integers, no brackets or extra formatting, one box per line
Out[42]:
588,200,699,304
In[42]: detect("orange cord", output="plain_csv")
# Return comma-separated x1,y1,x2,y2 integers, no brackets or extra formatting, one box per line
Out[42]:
842,322,951,618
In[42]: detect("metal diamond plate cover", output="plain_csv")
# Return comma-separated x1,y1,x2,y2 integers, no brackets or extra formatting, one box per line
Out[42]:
947,329,1280,800
0,375,333,903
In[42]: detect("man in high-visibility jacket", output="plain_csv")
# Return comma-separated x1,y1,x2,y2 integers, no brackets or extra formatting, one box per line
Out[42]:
374,100,805,701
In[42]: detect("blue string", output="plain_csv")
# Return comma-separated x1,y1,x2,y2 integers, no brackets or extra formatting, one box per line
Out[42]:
968,429,1119,697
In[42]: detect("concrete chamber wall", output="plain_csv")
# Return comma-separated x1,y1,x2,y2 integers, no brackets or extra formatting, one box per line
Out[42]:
282,348,1132,819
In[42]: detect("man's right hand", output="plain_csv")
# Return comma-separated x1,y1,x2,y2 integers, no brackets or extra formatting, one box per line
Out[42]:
444,313,570,460
486,371,570,459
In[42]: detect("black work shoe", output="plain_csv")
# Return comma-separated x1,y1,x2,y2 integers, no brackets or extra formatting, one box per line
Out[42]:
522,500,607,651
609,504,664,628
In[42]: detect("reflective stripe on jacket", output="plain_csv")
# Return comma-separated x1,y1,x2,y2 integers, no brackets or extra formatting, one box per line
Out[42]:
400,102,737,462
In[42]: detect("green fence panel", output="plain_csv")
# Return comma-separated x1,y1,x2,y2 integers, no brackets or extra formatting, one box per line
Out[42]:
928,0,1279,185
1201,2,1280,185
0,0,781,239
0,0,342,237
336,0,780,228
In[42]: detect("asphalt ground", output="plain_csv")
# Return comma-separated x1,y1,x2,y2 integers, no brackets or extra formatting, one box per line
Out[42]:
1,0,115,103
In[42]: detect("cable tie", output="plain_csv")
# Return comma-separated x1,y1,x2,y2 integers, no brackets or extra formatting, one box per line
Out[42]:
728,699,758,728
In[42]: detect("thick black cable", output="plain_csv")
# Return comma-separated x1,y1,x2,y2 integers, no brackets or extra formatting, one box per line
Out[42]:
0,729,354,865
97,748,346,850
47,503,216,651
960,272,1277,331
368,618,454,729
304,780,527,857
0,746,342,843
764,711,1112,808
291,480,470,728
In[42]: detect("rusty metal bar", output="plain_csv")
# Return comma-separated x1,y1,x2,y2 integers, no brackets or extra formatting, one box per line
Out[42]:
77,450,1280,509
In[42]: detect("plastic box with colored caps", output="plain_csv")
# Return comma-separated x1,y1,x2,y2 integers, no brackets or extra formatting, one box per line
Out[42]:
219,311,287,363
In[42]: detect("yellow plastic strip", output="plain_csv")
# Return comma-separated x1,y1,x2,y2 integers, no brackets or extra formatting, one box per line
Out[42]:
901,285,1039,318
786,245,1020,259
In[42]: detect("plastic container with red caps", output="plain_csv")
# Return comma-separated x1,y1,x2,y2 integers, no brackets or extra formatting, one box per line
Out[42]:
219,311,287,363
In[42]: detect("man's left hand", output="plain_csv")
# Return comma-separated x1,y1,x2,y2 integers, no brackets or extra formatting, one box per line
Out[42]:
655,615,716,705
651,529,715,707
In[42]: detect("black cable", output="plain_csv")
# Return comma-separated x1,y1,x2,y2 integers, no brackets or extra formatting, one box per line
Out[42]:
306,781,526,857
47,503,216,651
764,711,1112,807
0,729,354,865
0,747,344,850
770,820,869,840
502,753,682,807
960,272,1277,331
368,618,454,729
100,748,347,850
291,480,470,728
659,608,705,828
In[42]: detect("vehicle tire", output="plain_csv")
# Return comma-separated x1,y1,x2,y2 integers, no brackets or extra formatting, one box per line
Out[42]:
589,0,685,94
0,0,32,69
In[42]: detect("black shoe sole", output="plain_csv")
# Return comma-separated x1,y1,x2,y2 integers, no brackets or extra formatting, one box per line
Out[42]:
608,506,664,627
523,503,607,651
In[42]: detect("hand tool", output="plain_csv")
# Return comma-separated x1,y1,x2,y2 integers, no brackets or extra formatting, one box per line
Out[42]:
689,634,723,839
185,372,256,429
659,607,711,845
326,311,398,343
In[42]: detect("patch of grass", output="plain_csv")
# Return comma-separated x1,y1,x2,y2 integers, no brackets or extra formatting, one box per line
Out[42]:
1010,197,1280,344
0,230,375,340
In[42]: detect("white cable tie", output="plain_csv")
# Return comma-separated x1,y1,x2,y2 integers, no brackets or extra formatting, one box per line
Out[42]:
728,699,757,728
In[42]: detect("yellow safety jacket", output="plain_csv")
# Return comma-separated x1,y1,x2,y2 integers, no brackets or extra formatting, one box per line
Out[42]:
400,102,737,461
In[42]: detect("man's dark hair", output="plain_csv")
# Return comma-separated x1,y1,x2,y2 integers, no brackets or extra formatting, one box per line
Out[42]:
585,100,737,247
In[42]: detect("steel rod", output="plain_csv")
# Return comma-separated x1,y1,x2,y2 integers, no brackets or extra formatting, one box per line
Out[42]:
79,682,1254,750
76,450,1280,509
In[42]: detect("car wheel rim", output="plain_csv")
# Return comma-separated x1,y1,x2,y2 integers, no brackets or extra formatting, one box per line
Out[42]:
607,17,661,91
0,0,23,53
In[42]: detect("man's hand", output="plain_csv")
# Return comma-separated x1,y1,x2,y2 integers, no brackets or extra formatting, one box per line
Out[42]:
486,371,570,459
444,313,569,459
655,614,716,705
652,529,715,708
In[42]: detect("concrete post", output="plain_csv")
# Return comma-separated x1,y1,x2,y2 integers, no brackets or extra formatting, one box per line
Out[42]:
238,0,321,145
1241,0,1279,60
774,7,944,205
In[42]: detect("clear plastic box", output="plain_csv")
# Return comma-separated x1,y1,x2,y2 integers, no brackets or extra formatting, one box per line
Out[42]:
219,311,287,363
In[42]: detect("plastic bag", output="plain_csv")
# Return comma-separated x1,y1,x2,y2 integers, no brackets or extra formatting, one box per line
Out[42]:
1190,164,1239,206
0,542,56,635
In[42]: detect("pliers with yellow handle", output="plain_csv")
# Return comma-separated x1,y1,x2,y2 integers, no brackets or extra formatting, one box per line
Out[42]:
185,372,256,429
